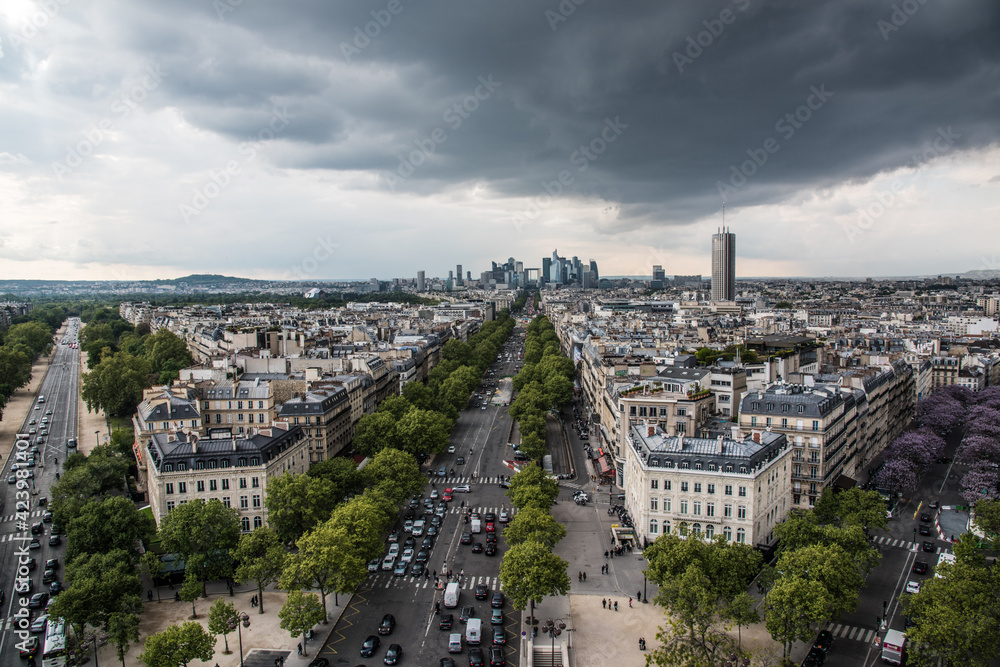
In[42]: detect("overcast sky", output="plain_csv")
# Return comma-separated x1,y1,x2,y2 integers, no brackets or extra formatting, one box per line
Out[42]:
1,0,998,282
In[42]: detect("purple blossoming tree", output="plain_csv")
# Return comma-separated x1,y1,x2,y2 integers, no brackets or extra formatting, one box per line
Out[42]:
887,429,946,469
875,458,919,494
960,464,1000,504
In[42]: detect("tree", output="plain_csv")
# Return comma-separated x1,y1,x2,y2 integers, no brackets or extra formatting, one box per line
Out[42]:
362,448,425,506
503,506,567,549
50,549,143,639
498,540,570,624
775,544,864,619
232,527,287,614
144,328,193,382
142,551,164,602
517,430,548,462
874,458,919,494
138,621,215,667
281,524,338,621
179,566,202,618
543,374,574,409
646,616,736,667
774,516,880,577
207,598,240,654
107,610,141,667
81,348,151,418
265,473,339,544
307,456,365,500
763,575,833,658
961,463,1000,504
396,408,453,455
812,487,888,534
507,462,559,510
279,590,327,657
157,498,241,596
352,412,398,456
973,498,1000,549
66,495,156,565
726,592,759,652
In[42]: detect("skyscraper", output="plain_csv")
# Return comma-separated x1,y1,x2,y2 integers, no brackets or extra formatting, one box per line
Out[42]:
417,270,425,291
652,265,665,282
711,227,736,301
456,265,463,286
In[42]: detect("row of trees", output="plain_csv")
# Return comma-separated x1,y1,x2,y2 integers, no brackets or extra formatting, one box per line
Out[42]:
0,318,56,418
80,313,194,420
498,463,570,624
956,386,1000,503
510,316,576,460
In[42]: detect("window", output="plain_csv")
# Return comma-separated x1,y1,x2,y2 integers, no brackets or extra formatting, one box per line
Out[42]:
649,520,658,534
258,401,264,409
693,502,701,516
725,485,733,496
222,479,230,490
705,524,714,539
209,459,218,469
738,506,746,519
694,483,702,493
252,477,260,488
781,418,788,428
650,498,658,511
665,499,671,512
639,406,647,417
766,417,771,427
215,414,222,424
240,478,247,489
629,406,637,416
238,457,248,467
681,482,688,492
659,407,669,417
751,416,757,426
706,502,715,517
237,401,243,410
751,402,759,411
165,483,174,495
651,479,659,490
241,517,250,532
240,496,249,509
739,486,747,497
197,481,205,492
781,404,789,413
164,464,173,472
222,497,231,508
812,420,819,431
707,484,715,494
196,460,205,470
724,504,732,518
680,500,688,514
677,407,687,416
166,501,175,512
221,459,230,468
766,403,774,412
178,482,187,493
736,528,745,543
797,405,804,414
178,462,186,471
251,457,260,466
692,523,701,536
723,526,732,541
252,494,261,508
237,413,245,422
254,516,263,529
664,480,671,491
210,480,217,491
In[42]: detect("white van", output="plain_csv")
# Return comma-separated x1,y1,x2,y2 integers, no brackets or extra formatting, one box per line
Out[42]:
448,633,463,653
444,582,460,608
466,618,482,645
412,519,425,537
470,518,482,534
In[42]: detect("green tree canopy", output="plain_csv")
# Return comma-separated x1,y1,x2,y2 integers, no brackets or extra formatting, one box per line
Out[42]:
81,348,151,418
507,462,559,510
157,498,241,593
265,473,339,544
66,495,156,565
278,590,327,657
138,621,216,667
352,411,398,456
498,539,570,622
503,506,567,549
207,598,240,654
362,447,425,507
50,549,143,639
232,527,287,614
763,575,834,659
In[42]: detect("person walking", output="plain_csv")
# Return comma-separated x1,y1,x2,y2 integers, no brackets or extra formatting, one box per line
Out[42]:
629,597,632,608
604,550,609,559
583,571,587,581
602,598,607,609
614,601,619,611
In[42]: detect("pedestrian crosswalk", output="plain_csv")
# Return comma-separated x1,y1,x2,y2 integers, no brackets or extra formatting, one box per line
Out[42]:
433,475,510,485
870,535,949,554
824,622,878,643
368,571,501,592
1,509,45,523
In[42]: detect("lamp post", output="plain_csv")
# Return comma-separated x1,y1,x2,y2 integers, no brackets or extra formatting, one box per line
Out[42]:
643,573,648,603
542,617,571,665
723,653,750,667
95,430,99,448
228,611,250,667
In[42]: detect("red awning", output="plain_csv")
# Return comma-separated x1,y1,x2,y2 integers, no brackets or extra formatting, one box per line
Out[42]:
596,457,612,474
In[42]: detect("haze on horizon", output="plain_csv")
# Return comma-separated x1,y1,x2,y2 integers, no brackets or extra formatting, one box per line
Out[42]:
1,0,998,283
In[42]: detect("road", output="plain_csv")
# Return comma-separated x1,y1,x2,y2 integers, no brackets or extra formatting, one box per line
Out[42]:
313,328,526,666
0,318,80,664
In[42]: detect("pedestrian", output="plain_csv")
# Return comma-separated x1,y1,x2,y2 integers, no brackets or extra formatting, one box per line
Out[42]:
275,658,281,667
602,598,606,609
629,597,632,608
577,571,582,582
433,570,437,579
637,591,641,602
604,550,609,559
614,601,618,611
297,643,302,656
147,589,153,602
583,571,587,581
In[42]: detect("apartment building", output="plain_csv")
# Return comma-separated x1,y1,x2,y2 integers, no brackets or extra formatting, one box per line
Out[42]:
199,379,276,434
624,423,791,548
930,356,961,390
709,364,747,417
844,360,915,478
139,423,307,529
276,388,353,462
132,385,203,440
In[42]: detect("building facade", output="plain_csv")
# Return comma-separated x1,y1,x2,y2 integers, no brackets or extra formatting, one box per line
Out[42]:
711,227,736,302
276,388,353,462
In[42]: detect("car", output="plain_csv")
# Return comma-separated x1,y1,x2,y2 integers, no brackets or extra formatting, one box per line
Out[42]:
388,530,399,543
424,498,435,509
15,579,34,594
48,535,61,547
404,519,414,533
453,485,471,493
411,562,426,577
28,593,49,609
801,647,825,667
929,501,940,509
415,548,430,563
29,539,41,550
491,608,503,624
431,514,443,527
905,580,921,594
421,535,436,549
485,533,497,544
491,592,504,608
306,659,329,667
813,629,833,653
42,569,57,583
427,525,439,537
368,558,381,573
31,522,44,535
475,584,489,600
29,418,36,425
485,543,497,557
383,643,402,665
50,524,62,536
7,475,15,484
440,659,456,667
42,511,53,523
498,511,509,523
378,613,396,635
489,646,505,666
922,541,936,552
30,615,48,634
469,647,485,667
498,478,510,489
45,409,52,415
18,501,31,512
461,532,472,545
485,522,495,533
472,542,483,553
409,498,420,510
25,558,36,570
400,547,415,564
456,457,465,465
360,634,381,657
448,446,456,454
430,489,440,500
439,612,455,630
920,513,932,522
48,581,62,595
912,561,928,574
403,536,416,549
388,543,400,558
460,606,475,624
471,511,480,520
382,555,396,571
919,525,932,536
393,561,408,577
438,466,447,477
485,512,496,522
443,492,454,502
492,625,506,645
19,636,38,659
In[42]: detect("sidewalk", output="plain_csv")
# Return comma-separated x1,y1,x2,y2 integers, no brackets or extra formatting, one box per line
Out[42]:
76,349,111,455
0,328,59,459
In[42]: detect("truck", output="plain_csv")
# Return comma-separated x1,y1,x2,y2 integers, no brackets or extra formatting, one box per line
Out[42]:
881,629,905,665
444,582,460,608
470,518,482,534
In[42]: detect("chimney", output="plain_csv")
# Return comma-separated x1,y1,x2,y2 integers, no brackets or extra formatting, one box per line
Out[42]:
190,433,198,454
677,434,684,450
731,425,740,440
717,434,725,453
647,423,655,438
752,431,761,444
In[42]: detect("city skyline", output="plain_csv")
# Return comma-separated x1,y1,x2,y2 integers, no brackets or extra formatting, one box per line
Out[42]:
0,1,998,282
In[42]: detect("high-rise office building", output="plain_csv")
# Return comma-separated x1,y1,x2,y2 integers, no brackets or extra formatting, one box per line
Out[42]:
541,257,552,285
652,265,665,282
711,227,736,302
456,265,463,286
417,270,425,291
589,259,599,282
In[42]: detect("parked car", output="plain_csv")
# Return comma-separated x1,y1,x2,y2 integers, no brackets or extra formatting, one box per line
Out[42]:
492,625,506,645
905,580,921,594
489,646,505,666
813,630,834,653
491,608,503,624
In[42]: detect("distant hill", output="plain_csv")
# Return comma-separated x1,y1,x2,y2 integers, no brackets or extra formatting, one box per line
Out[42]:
159,274,264,285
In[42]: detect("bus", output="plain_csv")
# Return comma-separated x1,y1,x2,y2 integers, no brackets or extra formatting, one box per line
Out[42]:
42,617,67,667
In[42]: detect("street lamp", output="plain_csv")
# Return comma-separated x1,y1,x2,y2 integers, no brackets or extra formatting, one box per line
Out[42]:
542,617,571,664
643,573,648,603
723,653,750,667
227,611,250,667
95,430,99,448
